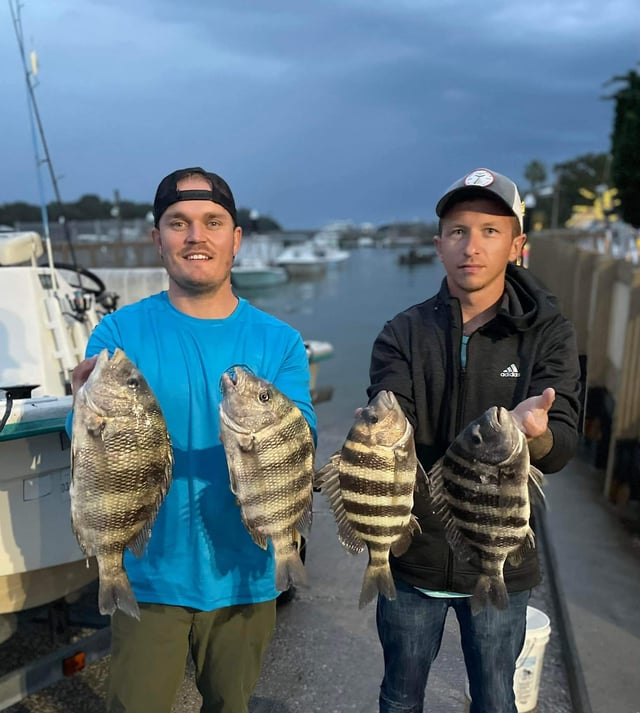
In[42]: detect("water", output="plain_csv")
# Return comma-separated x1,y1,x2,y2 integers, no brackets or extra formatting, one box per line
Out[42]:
95,247,444,459
234,247,445,460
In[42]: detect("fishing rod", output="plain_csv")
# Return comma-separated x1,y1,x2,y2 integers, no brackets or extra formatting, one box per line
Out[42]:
8,0,80,273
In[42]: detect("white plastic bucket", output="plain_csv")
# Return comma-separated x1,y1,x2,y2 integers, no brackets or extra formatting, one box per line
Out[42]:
463,605,551,712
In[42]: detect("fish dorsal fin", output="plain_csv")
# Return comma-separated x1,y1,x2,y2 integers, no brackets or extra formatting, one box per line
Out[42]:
314,454,365,555
414,459,430,497
313,452,340,490
528,465,546,507
427,458,475,562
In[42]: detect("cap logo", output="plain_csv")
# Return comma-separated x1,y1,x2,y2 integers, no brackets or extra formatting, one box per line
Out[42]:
464,169,495,187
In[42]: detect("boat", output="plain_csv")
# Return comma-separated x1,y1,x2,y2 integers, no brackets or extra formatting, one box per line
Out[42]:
231,258,288,289
311,244,351,265
0,231,103,635
311,230,351,265
274,243,329,278
397,246,438,265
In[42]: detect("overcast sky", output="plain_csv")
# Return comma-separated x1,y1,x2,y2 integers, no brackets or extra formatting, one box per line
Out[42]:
1,0,638,228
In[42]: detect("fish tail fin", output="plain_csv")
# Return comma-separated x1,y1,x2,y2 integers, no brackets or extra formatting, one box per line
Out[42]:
358,562,397,609
470,575,508,615
97,562,140,620
275,545,307,592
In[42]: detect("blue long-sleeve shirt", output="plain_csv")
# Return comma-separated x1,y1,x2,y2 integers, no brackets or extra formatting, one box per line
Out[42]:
67,293,317,611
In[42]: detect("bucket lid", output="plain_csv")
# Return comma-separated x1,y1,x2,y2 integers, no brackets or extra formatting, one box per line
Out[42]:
526,605,550,631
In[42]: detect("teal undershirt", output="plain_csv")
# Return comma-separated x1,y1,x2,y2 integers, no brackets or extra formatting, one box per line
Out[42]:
415,335,472,599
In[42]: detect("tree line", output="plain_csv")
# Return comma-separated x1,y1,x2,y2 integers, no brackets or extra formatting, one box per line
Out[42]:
0,196,282,233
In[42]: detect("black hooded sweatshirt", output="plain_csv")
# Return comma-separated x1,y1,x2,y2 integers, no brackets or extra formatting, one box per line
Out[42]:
367,263,581,593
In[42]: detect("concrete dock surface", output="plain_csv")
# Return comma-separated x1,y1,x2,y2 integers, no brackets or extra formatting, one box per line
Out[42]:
2,444,639,712
543,447,640,713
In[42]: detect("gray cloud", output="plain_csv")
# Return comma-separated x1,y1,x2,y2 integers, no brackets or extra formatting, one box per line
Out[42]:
1,0,637,227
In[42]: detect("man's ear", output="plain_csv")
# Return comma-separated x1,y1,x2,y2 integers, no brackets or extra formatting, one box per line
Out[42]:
152,227,162,257
512,233,527,264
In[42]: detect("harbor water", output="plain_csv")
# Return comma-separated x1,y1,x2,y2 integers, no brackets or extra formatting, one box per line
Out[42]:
234,245,446,460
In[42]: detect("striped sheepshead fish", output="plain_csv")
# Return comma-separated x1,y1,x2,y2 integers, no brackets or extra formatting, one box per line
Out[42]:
70,348,173,620
219,366,315,593
428,405,545,614
315,390,422,608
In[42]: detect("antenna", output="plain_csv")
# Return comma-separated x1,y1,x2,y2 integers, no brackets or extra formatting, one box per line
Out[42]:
8,0,80,272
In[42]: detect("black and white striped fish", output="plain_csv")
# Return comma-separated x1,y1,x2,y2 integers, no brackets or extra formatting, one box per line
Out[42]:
315,390,422,608
428,406,544,614
71,349,173,620
219,367,314,593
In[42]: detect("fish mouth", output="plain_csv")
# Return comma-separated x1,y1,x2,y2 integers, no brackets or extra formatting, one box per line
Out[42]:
219,365,255,394
219,366,245,394
490,406,525,462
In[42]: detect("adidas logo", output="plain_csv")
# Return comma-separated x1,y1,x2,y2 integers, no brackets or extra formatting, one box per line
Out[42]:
500,363,520,378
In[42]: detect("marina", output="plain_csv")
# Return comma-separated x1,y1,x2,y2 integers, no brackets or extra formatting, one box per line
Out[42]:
2,1,638,710
0,243,638,710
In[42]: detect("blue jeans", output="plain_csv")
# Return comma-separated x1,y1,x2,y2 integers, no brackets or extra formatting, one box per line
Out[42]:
377,578,529,713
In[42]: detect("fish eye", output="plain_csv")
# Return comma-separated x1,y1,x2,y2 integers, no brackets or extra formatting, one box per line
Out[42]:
258,389,271,403
368,415,379,424
126,376,139,389
471,434,483,445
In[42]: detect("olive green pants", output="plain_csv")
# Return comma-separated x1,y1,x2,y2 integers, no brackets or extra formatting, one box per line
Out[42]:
106,600,276,713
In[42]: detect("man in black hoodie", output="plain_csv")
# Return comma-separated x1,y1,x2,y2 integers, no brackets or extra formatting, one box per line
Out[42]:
368,168,581,713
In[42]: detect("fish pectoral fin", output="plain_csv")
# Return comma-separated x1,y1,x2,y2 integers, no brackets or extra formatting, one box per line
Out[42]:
85,413,106,437
237,432,256,452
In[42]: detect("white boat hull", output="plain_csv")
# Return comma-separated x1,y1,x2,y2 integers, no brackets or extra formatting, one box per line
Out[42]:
0,396,95,614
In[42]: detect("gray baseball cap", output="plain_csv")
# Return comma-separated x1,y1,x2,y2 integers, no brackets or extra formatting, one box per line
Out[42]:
435,168,524,233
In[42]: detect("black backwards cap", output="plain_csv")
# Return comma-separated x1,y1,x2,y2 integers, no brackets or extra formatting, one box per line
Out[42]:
153,167,237,227
435,168,525,233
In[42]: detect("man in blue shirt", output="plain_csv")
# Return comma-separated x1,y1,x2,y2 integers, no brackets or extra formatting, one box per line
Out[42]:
70,167,317,713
